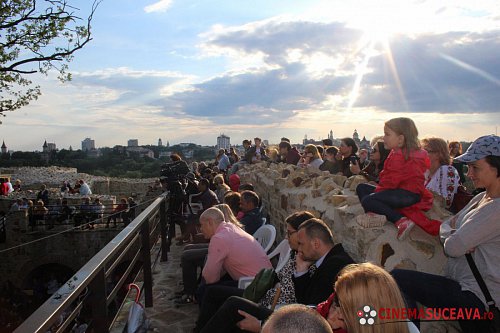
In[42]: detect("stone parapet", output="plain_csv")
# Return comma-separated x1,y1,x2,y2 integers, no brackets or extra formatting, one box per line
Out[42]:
0,167,158,201
238,162,452,275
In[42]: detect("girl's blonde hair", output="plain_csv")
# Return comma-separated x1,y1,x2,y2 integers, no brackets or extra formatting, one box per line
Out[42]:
304,144,322,160
335,263,410,333
213,174,226,185
214,203,243,229
385,117,420,160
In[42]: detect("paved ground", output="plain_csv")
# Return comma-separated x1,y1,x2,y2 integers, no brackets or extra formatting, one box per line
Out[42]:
146,242,199,333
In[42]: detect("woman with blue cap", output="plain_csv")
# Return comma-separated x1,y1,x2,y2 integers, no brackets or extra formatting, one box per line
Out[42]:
391,134,500,333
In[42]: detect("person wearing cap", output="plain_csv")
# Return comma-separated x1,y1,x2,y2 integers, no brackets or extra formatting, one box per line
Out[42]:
392,135,500,333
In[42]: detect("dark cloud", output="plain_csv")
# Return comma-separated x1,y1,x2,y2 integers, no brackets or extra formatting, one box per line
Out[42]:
156,62,351,124
73,21,500,127
355,31,500,113
206,20,362,66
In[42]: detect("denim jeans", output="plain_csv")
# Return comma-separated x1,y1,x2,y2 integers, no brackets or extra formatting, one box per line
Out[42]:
391,269,490,333
356,183,420,223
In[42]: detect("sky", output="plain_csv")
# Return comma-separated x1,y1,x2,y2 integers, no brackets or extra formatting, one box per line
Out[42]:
1,0,500,151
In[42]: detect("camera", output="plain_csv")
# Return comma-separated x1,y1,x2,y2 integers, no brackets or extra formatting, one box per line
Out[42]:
160,160,190,182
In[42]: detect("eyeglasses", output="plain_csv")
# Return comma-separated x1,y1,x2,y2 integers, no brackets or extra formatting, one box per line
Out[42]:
286,230,297,237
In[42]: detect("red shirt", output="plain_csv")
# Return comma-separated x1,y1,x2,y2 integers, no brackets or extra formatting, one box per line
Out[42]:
375,148,429,195
376,148,441,235
0,183,9,196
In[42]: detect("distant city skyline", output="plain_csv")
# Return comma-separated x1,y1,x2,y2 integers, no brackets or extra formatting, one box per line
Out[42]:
1,0,499,151
0,128,477,153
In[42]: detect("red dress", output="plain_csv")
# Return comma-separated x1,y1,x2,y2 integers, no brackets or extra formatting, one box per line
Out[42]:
376,148,441,235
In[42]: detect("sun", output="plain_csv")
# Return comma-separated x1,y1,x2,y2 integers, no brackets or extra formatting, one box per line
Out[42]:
344,1,426,110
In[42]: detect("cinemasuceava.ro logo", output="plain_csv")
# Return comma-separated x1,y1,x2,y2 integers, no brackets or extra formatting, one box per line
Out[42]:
358,305,377,325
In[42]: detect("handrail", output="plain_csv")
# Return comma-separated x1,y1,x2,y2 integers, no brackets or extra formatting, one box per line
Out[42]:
14,193,170,333
0,214,6,243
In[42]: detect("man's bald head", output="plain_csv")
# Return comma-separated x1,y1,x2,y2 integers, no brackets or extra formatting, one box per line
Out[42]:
262,304,332,333
200,207,225,239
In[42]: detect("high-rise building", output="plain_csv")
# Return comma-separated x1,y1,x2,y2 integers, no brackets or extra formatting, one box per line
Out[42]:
81,138,95,151
217,134,230,150
128,139,139,147
158,138,163,146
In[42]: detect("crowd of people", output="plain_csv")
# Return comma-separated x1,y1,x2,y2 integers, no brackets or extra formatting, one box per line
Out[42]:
160,117,498,333
2,178,140,230
1,116,498,332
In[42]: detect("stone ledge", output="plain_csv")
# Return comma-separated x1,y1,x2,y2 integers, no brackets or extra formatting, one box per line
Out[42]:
238,163,452,275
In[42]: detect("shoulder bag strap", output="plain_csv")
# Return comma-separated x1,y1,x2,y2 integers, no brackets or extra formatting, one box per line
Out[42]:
465,253,496,308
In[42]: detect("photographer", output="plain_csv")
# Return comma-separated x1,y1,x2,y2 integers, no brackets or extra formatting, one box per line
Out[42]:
161,154,190,240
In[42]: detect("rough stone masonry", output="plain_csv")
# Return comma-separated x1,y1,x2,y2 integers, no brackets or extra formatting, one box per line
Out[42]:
237,162,453,275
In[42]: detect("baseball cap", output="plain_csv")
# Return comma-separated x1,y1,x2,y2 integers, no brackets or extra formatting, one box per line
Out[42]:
454,135,500,163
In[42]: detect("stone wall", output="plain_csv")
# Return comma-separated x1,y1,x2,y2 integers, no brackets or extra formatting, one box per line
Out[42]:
238,162,452,275
0,210,123,288
0,167,159,213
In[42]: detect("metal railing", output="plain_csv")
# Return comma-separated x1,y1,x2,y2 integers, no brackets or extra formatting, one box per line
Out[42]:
0,214,6,243
14,194,170,333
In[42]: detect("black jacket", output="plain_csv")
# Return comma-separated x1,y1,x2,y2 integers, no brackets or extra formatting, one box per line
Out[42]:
292,243,355,305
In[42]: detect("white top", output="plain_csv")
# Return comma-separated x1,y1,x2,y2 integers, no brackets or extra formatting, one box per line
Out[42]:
425,165,460,208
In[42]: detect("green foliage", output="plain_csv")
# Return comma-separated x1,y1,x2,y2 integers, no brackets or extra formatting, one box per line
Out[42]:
0,0,100,121
1,145,218,178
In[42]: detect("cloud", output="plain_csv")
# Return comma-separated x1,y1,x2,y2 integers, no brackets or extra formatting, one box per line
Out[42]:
144,0,173,13
71,67,195,107
354,31,500,113
200,19,362,69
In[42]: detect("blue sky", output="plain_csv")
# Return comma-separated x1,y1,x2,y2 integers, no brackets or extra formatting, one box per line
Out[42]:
1,0,500,151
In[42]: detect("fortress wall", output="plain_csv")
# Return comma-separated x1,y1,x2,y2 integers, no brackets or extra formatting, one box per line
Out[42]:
238,162,452,275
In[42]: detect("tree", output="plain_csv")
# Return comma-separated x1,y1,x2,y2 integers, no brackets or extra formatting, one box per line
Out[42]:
0,0,100,121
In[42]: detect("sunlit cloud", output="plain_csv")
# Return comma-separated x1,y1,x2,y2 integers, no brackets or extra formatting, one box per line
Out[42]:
144,0,173,13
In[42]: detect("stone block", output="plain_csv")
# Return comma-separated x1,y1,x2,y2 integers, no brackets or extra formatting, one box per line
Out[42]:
331,174,347,187
346,175,368,191
236,165,448,275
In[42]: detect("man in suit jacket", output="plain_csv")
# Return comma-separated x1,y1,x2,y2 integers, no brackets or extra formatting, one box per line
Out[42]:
198,217,354,333
293,218,354,305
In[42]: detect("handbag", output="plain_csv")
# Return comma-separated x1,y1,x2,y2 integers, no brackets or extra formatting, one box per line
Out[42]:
450,185,474,214
127,284,149,333
465,254,500,333
242,268,277,302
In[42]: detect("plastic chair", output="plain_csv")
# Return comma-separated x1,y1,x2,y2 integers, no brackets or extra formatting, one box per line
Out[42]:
253,224,276,253
188,194,203,215
238,276,255,289
267,239,291,272
237,237,288,290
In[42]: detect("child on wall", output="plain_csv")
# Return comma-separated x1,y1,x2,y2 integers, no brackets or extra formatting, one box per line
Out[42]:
356,117,440,240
